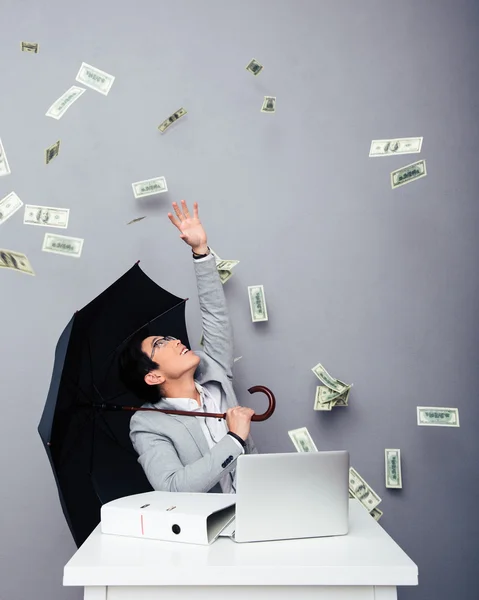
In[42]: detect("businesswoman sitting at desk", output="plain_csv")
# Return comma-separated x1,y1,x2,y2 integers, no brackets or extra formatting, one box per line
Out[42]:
119,199,258,494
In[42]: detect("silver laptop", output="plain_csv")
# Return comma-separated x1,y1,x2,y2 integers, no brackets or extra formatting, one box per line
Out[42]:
219,450,349,543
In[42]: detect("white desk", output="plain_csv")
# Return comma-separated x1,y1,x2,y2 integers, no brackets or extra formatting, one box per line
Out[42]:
64,499,418,600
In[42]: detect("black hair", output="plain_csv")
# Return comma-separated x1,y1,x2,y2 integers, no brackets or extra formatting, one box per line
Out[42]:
118,331,163,402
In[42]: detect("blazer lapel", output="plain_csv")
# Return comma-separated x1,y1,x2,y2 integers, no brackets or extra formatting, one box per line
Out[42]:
168,412,210,456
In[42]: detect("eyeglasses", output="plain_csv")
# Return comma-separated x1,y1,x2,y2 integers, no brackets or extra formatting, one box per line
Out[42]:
150,336,178,360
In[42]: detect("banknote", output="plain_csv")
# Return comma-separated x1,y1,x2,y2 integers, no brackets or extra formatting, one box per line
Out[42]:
314,386,336,410
0,248,35,275
24,205,69,228
0,192,23,225
417,406,459,427
245,58,263,76
132,176,168,198
370,507,383,521
349,467,382,511
288,427,318,453
233,356,242,363
127,216,147,225
248,285,268,322
46,86,86,120
75,62,115,95
158,108,187,133
391,159,427,189
42,233,84,258
385,449,402,489
311,363,349,394
21,42,38,53
209,248,239,284
261,96,276,113
369,137,423,157
334,385,351,407
0,138,11,176
45,141,60,164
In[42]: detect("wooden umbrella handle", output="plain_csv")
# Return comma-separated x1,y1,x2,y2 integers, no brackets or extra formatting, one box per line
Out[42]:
120,385,276,421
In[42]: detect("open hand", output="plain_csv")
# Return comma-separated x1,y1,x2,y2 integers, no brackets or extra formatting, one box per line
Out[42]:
168,200,208,252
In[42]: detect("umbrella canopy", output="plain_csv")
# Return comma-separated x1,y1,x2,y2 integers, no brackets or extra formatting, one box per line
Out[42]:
38,262,191,547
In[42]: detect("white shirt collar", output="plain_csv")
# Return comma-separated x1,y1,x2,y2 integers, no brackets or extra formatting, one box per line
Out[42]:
160,380,205,411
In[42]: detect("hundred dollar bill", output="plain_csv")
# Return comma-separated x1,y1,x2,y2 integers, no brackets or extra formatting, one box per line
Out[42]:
46,86,86,120
248,284,268,322
0,192,23,225
21,42,38,53
0,248,35,275
127,216,147,225
24,204,69,228
391,159,427,189
369,137,423,157
158,108,187,133
314,386,337,410
42,233,84,258
261,96,276,113
334,386,351,407
209,248,239,284
245,58,263,76
0,138,11,176
45,140,60,164
417,406,459,427
385,449,402,489
349,467,382,511
75,62,115,95
370,507,383,521
311,363,349,394
288,427,318,453
132,176,168,198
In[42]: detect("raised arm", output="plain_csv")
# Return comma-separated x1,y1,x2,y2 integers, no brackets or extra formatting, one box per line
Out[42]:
168,200,234,377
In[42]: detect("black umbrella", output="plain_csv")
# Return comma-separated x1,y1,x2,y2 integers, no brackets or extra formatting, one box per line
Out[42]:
37,261,194,547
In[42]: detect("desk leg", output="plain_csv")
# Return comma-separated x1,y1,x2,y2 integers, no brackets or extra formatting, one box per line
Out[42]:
84,586,107,600
374,587,397,600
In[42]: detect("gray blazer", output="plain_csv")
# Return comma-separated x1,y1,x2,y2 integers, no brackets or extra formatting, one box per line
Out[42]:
129,253,258,493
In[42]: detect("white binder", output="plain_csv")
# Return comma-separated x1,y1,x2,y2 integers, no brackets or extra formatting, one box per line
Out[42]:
101,491,236,545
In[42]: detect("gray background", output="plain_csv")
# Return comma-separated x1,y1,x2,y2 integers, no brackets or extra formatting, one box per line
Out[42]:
0,0,478,599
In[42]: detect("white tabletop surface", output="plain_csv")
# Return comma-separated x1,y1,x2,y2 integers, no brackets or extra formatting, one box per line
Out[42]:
63,499,418,587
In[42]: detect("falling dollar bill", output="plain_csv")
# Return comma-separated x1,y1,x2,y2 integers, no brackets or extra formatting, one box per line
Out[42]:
261,96,276,113
417,407,459,427
0,192,23,225
314,386,336,410
248,285,268,322
385,449,402,489
370,507,383,521
369,137,423,157
349,467,382,511
245,58,263,76
24,205,69,228
0,248,35,275
158,108,187,133
21,42,38,53
233,356,242,363
0,138,11,176
127,216,147,225
132,176,168,198
209,248,240,284
42,233,84,258
75,62,115,95
391,159,427,189
288,427,318,453
334,383,351,407
311,363,349,394
46,86,86,120
45,141,60,164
